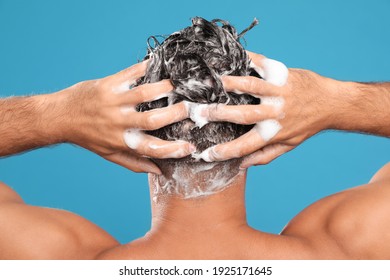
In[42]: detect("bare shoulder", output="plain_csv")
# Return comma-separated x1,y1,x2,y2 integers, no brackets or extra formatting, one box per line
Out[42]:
282,162,390,259
369,162,390,183
0,181,119,259
0,181,24,203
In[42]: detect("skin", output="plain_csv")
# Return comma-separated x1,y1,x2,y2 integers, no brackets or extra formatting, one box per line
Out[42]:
0,52,389,259
0,162,389,259
200,51,390,167
0,61,194,174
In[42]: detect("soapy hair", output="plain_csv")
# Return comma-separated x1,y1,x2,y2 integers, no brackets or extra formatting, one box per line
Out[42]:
136,17,261,162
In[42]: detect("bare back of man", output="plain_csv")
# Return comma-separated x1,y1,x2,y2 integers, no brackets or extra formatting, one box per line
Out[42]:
0,162,389,260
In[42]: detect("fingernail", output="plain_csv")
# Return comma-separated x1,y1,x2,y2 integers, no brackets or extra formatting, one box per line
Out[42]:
239,165,246,170
239,156,250,169
239,161,248,169
189,144,196,153
146,164,162,175
150,168,162,175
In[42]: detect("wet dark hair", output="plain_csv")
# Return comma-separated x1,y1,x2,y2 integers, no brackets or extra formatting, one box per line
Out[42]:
136,17,261,161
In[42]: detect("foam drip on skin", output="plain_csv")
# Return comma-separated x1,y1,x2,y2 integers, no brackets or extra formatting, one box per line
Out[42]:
151,161,243,201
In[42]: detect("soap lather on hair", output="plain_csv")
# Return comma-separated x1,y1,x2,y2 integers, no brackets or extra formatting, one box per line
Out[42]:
135,17,261,160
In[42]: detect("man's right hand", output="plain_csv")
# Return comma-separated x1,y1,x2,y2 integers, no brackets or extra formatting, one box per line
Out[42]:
51,61,194,174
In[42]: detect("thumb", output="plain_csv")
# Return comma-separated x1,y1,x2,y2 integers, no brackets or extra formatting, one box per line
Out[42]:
240,143,293,168
104,151,162,175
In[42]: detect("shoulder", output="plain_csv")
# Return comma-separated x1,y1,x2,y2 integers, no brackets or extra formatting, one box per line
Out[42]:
0,181,24,203
282,162,390,259
0,181,118,259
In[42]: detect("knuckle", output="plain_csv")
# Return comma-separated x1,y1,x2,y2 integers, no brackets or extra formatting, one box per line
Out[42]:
207,104,218,120
223,76,233,90
287,136,302,146
147,143,162,154
178,102,189,117
94,81,115,102
126,67,138,78
121,63,144,80
143,112,159,129
243,110,254,124
133,86,146,101
257,157,271,165
237,149,247,158
131,163,143,173
247,77,260,92
159,79,173,91
231,145,245,159
99,91,113,105
250,159,261,167
96,78,111,93
141,112,153,128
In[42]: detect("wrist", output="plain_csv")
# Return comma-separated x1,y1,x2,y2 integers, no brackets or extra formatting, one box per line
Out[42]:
308,74,343,133
326,80,360,131
33,90,70,144
53,81,94,146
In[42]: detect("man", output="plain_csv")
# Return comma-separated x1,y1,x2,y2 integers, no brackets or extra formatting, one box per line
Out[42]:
0,18,389,259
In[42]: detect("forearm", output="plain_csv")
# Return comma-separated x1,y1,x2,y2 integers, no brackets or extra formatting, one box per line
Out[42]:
0,92,67,157
328,80,390,137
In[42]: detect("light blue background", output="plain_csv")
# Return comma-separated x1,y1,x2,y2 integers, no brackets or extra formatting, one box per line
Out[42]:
0,0,389,244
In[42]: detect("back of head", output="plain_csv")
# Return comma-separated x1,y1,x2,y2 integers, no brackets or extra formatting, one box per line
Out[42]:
136,17,261,199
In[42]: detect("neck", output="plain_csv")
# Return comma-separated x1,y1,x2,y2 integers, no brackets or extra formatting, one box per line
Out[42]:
147,169,248,238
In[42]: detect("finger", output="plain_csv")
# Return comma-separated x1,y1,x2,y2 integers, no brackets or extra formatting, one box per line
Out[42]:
131,102,189,130
246,51,289,87
203,104,278,124
121,79,173,105
240,144,294,168
222,76,280,97
108,60,150,94
195,128,265,162
124,129,195,159
115,60,149,83
104,151,161,174
195,119,282,162
246,50,266,64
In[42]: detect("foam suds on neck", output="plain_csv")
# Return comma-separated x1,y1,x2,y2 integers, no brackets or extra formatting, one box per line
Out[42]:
150,161,243,201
